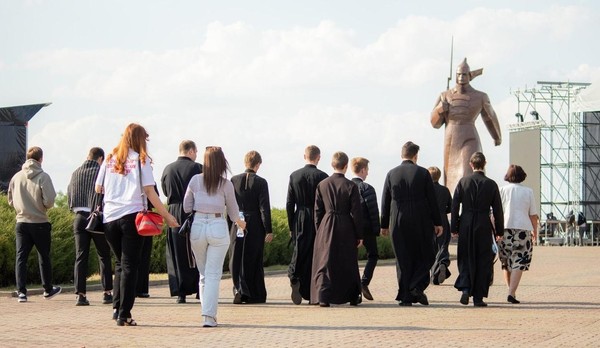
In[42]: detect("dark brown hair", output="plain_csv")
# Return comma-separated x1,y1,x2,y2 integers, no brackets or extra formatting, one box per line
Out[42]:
88,147,104,161
504,164,527,183
402,141,419,159
470,152,486,170
203,146,230,195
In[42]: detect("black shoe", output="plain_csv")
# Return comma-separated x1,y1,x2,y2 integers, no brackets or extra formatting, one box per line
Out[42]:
43,286,62,300
350,294,362,306
507,295,520,304
474,301,488,307
399,301,412,306
102,292,113,304
116,318,137,326
437,264,447,284
361,284,374,301
291,281,302,305
460,291,469,305
410,289,429,306
76,294,89,306
136,293,150,298
233,290,242,304
177,296,186,304
319,302,330,307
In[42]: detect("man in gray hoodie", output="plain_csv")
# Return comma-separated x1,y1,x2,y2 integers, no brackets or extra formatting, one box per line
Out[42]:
8,146,62,303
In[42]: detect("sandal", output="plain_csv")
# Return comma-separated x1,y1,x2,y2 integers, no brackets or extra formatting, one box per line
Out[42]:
116,318,137,326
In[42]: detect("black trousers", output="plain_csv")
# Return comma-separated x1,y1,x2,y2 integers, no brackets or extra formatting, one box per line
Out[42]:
361,235,379,286
136,235,153,294
15,222,54,294
73,212,113,294
104,213,143,320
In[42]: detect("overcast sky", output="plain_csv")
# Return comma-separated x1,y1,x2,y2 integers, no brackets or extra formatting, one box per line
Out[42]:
2,0,599,208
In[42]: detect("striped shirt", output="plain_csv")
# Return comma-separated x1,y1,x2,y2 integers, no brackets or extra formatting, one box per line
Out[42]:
67,160,101,211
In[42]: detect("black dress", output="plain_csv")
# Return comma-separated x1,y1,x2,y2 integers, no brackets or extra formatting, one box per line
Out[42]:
229,169,272,303
160,156,202,297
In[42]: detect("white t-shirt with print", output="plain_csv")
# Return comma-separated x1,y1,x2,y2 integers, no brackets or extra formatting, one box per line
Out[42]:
96,149,156,223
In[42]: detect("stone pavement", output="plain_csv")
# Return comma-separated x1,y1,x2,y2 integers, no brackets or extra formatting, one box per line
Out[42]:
1,245,600,347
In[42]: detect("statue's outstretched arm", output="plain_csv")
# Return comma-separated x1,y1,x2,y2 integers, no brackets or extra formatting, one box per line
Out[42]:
481,93,502,146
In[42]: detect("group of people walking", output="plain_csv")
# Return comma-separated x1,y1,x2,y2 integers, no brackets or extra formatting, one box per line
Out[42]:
7,122,539,328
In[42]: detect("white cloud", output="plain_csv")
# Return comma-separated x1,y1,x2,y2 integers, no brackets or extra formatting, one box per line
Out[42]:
13,4,600,209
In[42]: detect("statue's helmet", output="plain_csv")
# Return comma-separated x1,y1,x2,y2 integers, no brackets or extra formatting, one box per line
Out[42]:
456,57,482,81
457,58,470,74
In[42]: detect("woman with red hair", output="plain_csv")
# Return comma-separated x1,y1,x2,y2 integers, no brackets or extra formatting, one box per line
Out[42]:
96,123,178,326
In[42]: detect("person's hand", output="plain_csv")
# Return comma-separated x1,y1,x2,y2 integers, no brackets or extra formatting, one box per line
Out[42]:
381,228,389,237
451,232,458,238
166,214,180,228
434,226,443,237
357,239,363,248
95,185,104,194
236,219,247,230
265,233,273,243
495,235,503,242
494,138,502,146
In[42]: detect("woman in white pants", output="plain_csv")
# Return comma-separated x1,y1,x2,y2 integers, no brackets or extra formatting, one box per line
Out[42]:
183,146,246,327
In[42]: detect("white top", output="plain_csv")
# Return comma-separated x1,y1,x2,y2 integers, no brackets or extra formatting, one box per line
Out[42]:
500,183,539,231
96,149,156,223
183,173,240,222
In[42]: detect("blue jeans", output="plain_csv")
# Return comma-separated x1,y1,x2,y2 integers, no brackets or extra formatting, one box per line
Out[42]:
15,222,54,294
189,213,230,318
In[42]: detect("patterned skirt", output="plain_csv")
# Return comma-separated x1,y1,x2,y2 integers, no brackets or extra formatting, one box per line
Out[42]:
499,229,533,271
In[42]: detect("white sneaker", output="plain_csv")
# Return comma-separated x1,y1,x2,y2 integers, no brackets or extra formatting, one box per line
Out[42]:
17,292,27,303
202,315,217,327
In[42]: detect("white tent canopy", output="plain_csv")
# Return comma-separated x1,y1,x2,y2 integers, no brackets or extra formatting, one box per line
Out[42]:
575,81,600,112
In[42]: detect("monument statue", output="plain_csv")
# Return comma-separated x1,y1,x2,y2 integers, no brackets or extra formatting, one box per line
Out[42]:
431,58,502,195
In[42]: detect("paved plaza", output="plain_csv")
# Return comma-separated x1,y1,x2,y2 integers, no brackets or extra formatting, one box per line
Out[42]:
1,245,599,347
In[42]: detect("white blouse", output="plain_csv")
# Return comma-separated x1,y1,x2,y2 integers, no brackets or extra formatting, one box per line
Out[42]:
499,183,539,231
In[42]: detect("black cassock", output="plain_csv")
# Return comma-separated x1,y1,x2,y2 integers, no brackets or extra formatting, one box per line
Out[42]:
229,169,272,303
160,156,202,297
286,164,328,300
311,173,363,305
431,182,453,283
381,160,441,303
451,171,504,299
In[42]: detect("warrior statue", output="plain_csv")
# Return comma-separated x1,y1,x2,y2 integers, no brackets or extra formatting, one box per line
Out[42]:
431,58,502,195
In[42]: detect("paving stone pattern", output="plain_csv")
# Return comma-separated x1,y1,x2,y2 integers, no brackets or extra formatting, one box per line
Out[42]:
1,245,599,347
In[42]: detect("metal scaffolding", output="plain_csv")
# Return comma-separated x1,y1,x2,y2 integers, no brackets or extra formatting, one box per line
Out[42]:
511,81,590,220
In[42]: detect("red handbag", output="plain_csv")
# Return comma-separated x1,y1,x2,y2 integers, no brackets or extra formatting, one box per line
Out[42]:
135,159,164,236
135,211,164,236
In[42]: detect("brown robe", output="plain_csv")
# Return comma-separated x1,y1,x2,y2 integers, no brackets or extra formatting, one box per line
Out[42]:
310,173,363,305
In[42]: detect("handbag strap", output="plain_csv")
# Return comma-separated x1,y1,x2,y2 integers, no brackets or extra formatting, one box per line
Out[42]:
138,158,148,212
